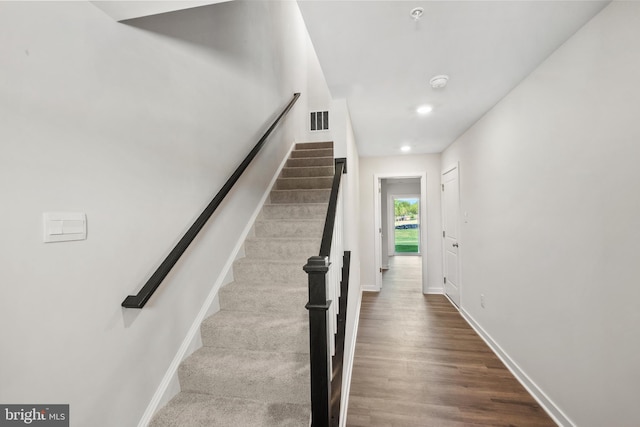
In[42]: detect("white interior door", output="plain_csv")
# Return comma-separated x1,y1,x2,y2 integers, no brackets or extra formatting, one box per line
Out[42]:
375,178,383,290
442,166,461,306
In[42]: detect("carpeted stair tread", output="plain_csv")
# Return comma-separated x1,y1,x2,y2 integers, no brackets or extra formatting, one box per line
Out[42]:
149,393,309,427
270,188,331,204
244,236,321,260
201,310,308,353
219,283,308,314
275,176,333,190
286,157,333,168
289,148,333,158
232,258,308,284
260,203,327,220
219,277,306,291
281,166,335,178
295,141,333,150
179,347,309,404
253,218,324,238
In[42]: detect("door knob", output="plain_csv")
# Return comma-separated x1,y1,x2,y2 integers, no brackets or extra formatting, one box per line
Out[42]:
452,243,459,247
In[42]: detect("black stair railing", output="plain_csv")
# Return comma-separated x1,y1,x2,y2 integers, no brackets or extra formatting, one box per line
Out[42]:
122,93,300,309
304,157,351,427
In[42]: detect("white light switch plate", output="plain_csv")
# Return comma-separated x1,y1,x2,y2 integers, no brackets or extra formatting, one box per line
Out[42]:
43,212,87,243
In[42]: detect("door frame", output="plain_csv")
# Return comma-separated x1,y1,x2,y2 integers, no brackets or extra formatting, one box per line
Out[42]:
441,163,462,306
373,172,428,292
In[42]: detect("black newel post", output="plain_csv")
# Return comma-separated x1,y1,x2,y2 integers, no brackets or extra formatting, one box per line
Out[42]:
304,255,332,427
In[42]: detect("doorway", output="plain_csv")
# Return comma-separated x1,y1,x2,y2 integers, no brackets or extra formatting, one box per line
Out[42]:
391,195,420,255
374,174,427,292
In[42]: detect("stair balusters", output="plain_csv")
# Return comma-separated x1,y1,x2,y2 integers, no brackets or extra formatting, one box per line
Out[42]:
304,157,350,427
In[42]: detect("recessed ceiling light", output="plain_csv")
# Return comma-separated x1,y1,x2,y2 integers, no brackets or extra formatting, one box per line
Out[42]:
401,145,411,152
417,105,433,115
410,7,424,21
430,74,449,89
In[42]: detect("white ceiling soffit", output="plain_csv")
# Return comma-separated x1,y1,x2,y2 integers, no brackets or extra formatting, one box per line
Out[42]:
298,1,610,157
91,0,232,22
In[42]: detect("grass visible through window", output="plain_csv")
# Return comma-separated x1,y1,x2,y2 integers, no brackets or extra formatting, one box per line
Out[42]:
394,198,419,253
395,228,419,252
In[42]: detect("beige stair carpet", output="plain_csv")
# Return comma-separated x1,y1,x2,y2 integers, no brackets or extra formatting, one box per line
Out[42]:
150,142,333,427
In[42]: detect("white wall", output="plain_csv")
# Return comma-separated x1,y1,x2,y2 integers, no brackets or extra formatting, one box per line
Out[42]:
0,1,331,426
327,98,361,425
386,180,420,196
380,179,389,266
303,37,333,143
441,2,640,426
359,155,443,293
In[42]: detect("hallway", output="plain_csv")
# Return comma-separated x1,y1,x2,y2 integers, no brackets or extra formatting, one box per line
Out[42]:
346,256,555,426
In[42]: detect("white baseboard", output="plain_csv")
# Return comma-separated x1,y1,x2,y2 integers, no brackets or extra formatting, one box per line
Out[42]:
459,307,573,427
425,286,444,294
361,284,380,292
136,142,296,427
339,286,363,427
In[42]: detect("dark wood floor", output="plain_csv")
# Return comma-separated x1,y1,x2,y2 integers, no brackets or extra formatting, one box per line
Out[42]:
346,256,555,427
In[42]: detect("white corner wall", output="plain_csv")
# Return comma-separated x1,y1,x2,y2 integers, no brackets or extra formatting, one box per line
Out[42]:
359,154,443,293
0,1,331,426
328,98,362,426
441,2,640,426
380,179,389,266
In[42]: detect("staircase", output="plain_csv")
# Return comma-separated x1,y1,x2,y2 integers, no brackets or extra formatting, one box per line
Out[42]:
150,142,334,426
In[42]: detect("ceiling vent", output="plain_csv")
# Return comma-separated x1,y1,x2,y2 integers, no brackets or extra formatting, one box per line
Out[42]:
310,111,329,131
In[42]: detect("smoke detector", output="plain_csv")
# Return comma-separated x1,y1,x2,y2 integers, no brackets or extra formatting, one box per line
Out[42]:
430,75,449,89
410,7,424,21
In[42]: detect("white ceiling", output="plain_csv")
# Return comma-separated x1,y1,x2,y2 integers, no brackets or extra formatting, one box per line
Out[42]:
298,1,610,157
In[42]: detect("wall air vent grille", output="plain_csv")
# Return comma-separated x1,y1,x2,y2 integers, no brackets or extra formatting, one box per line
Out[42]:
310,111,329,131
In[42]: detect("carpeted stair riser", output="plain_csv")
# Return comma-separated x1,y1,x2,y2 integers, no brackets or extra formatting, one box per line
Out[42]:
281,166,334,178
290,148,333,158
200,310,309,353
149,393,309,427
295,141,333,150
286,157,333,168
178,348,309,404
270,189,331,204
254,219,324,238
232,259,308,284
244,237,320,260
275,176,333,190
259,203,327,220
219,284,308,314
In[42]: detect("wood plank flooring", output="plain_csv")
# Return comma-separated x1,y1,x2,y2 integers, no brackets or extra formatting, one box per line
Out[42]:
346,256,555,427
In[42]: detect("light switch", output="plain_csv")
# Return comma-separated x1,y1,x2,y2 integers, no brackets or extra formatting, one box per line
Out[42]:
43,212,87,243
48,220,64,235
63,220,85,234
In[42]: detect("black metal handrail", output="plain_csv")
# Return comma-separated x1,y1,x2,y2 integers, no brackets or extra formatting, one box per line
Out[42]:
304,157,348,427
319,158,346,257
122,93,300,309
